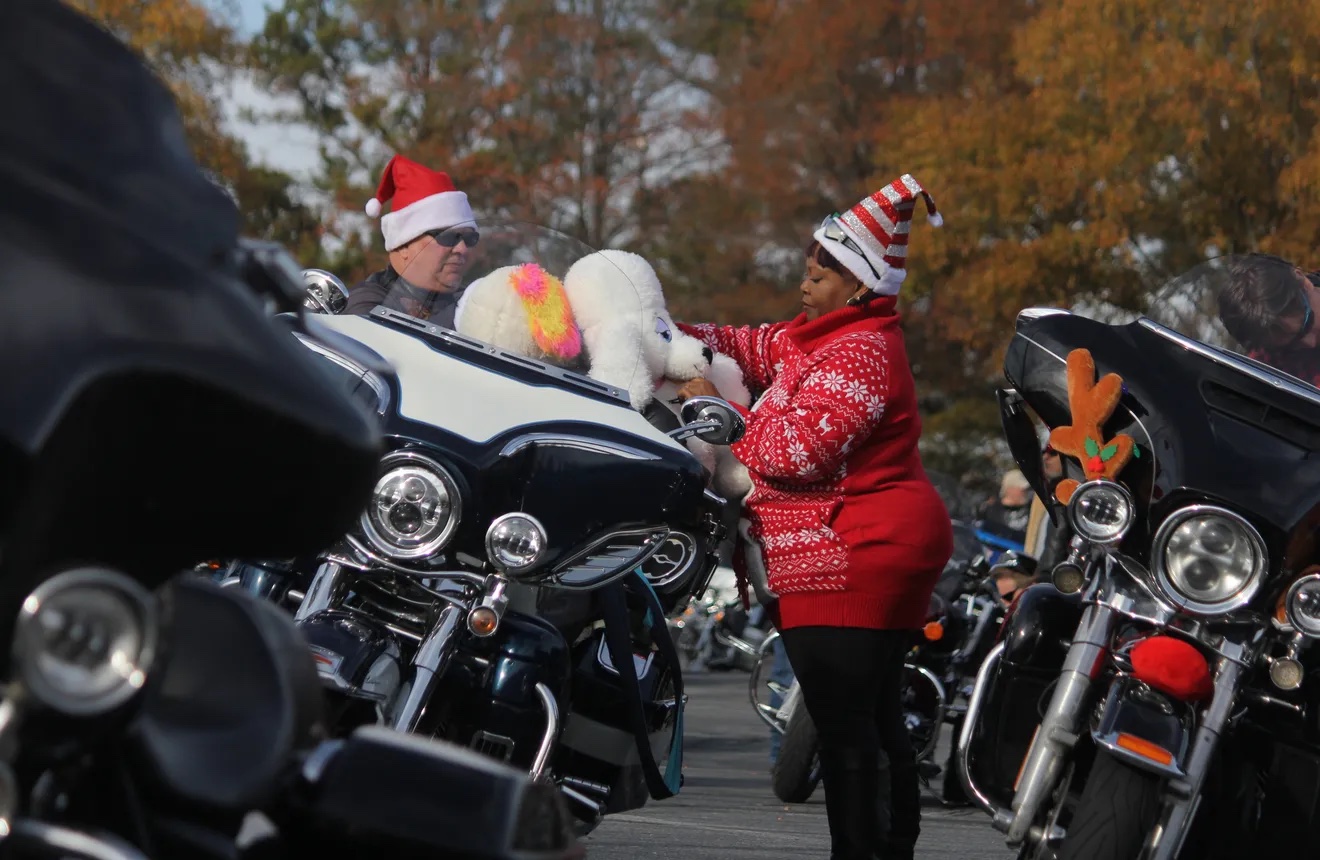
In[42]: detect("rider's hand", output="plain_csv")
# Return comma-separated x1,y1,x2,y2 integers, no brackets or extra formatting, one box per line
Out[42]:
676,378,721,401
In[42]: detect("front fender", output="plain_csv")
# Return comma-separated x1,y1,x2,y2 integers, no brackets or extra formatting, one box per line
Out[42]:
1092,675,1194,779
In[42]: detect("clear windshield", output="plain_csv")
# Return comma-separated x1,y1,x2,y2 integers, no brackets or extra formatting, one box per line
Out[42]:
371,220,696,413
1069,255,1320,396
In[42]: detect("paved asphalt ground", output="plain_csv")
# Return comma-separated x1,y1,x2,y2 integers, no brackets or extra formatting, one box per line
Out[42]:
583,670,1016,860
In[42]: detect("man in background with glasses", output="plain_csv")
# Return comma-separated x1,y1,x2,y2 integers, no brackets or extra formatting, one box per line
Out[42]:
1217,253,1320,384
344,154,480,326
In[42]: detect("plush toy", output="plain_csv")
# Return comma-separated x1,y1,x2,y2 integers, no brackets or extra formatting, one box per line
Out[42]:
453,250,753,495
561,250,752,485
1048,348,1138,504
453,263,583,367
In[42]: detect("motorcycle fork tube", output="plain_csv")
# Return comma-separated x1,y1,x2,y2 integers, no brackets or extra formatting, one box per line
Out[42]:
1005,601,1117,845
294,562,344,623
1137,646,1245,860
389,604,464,733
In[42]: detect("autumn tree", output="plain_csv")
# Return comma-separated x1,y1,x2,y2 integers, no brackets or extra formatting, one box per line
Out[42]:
64,0,329,259
894,0,1320,380
248,0,707,282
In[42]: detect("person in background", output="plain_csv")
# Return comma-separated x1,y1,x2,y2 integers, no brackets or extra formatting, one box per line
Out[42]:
977,469,1032,550
675,175,953,860
343,153,479,326
1216,253,1320,384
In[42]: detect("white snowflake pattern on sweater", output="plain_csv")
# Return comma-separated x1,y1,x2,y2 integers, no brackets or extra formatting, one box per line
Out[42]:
680,321,893,595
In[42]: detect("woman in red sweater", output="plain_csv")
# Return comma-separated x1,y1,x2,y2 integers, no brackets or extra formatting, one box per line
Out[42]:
677,176,954,860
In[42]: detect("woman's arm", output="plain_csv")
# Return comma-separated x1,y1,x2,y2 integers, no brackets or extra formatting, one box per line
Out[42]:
729,331,892,485
676,322,785,392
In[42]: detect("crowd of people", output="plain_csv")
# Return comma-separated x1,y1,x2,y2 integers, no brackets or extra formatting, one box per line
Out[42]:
342,152,1316,860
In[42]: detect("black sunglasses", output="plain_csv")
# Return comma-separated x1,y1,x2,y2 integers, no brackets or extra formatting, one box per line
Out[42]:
819,214,881,280
427,227,479,248
1280,273,1318,351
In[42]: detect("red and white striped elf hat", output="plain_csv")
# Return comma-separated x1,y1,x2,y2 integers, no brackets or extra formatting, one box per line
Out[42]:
813,174,942,295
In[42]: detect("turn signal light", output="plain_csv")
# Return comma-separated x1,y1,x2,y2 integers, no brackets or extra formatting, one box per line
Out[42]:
923,621,944,641
467,606,500,637
1116,733,1174,766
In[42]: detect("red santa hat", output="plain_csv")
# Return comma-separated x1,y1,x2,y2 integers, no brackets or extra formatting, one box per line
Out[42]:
364,154,477,251
813,174,942,296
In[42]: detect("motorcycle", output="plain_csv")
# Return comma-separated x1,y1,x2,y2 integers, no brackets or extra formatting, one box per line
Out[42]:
225,225,744,833
958,257,1320,860
0,4,581,855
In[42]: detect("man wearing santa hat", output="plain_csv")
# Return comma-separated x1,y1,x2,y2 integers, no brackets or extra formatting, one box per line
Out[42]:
343,154,479,327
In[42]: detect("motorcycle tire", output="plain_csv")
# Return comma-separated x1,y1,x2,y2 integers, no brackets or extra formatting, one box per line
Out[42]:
1056,750,1161,860
771,697,821,803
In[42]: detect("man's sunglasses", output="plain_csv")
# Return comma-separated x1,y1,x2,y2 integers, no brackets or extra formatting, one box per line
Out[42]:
427,227,479,248
819,214,880,280
1280,272,1318,351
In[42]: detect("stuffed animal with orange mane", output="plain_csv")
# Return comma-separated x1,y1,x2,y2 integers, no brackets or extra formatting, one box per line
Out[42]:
1048,348,1139,504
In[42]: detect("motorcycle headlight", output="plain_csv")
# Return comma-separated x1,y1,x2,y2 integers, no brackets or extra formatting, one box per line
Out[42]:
1152,505,1267,615
1285,574,1320,638
360,451,462,560
1067,480,1135,545
13,567,158,717
485,513,548,577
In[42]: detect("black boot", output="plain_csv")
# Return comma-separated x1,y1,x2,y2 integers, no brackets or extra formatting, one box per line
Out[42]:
818,747,882,860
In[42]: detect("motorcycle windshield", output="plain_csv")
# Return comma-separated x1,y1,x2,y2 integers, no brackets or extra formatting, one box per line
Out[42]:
1005,255,1320,540
371,220,655,397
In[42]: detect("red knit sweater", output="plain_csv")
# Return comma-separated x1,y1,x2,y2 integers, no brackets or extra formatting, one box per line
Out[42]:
680,299,954,630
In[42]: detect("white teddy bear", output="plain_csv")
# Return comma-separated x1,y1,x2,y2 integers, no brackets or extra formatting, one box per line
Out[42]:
560,250,752,492
452,250,753,497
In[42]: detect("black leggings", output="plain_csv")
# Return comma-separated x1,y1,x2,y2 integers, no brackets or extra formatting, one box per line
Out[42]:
780,626,918,860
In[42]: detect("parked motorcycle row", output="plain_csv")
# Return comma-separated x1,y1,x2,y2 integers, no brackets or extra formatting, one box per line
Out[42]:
10,5,1320,860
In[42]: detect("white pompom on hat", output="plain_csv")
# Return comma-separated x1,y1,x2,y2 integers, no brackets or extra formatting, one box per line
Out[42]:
364,154,477,251
812,174,942,295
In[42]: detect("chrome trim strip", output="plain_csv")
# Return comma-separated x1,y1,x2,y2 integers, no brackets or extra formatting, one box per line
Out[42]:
293,332,392,415
1137,317,1320,408
499,432,659,461
530,683,560,781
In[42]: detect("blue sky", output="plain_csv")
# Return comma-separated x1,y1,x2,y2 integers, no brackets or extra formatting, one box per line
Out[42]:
221,0,321,175
234,0,269,34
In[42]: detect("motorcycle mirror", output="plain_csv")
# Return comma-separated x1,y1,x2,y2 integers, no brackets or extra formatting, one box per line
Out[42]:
10,567,159,720
673,396,746,446
303,269,350,315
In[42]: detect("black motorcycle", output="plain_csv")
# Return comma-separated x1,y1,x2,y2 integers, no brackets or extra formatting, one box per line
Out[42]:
958,259,1320,860
227,227,743,833
0,5,581,856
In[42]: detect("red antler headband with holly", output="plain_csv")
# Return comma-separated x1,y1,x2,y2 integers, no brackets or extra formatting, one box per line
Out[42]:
1047,348,1140,504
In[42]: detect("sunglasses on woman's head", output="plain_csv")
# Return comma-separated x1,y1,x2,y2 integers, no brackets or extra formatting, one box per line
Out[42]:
818,213,880,280
427,227,480,248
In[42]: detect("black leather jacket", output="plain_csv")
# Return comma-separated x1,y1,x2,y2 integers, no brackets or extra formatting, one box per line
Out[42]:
343,266,462,329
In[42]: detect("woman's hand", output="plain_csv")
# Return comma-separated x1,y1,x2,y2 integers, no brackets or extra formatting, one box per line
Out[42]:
676,378,721,401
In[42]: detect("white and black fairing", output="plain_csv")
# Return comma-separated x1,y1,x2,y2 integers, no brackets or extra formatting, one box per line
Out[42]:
309,306,720,612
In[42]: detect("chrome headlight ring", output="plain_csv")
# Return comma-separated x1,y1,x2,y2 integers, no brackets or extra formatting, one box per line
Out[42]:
359,450,463,561
1067,480,1136,545
1285,573,1320,638
1151,504,1268,616
485,513,549,578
